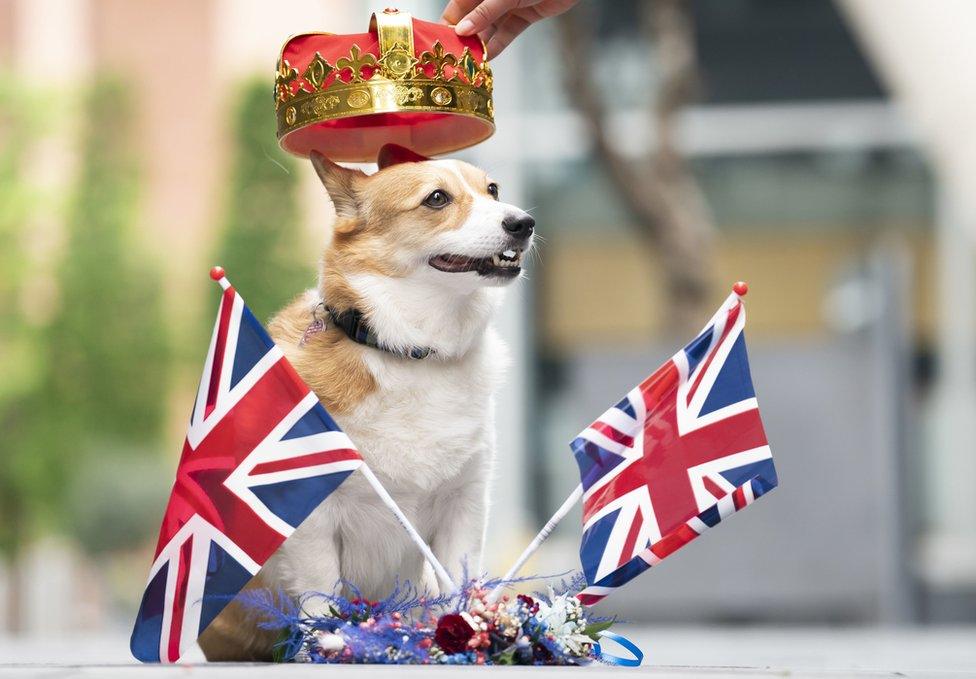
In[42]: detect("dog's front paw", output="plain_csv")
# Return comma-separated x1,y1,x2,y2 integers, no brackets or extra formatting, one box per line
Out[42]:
419,563,441,598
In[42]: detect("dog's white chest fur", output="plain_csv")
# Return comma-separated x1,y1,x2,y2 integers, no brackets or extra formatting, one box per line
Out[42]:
266,320,506,604
350,332,504,489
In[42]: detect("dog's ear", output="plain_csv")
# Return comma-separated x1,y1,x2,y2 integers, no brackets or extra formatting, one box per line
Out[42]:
310,151,365,219
377,143,429,170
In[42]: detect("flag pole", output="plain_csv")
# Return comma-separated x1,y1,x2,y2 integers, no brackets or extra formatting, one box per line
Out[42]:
486,483,583,603
358,463,456,593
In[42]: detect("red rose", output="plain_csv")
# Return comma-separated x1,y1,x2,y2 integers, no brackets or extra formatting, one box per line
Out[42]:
517,594,539,614
434,613,475,654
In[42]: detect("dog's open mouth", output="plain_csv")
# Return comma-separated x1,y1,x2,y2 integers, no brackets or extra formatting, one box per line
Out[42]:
429,249,524,277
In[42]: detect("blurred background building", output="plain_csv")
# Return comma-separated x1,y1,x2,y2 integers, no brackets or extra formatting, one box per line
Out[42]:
1,0,974,647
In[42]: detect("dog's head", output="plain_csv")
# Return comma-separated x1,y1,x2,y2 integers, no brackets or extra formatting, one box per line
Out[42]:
311,144,534,293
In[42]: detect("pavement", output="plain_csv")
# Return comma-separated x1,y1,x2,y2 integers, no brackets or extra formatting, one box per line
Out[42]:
1,626,975,677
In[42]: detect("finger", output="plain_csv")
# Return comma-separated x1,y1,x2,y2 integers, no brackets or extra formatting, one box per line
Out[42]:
485,12,533,56
479,23,498,47
441,0,482,25
464,20,499,55
456,0,539,36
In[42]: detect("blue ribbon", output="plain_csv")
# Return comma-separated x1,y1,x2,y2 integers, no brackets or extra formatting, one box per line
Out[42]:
594,630,643,666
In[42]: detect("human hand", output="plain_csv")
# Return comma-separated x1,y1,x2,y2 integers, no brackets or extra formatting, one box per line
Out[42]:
441,0,581,57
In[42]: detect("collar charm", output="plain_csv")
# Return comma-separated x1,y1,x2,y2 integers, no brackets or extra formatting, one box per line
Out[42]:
299,302,328,347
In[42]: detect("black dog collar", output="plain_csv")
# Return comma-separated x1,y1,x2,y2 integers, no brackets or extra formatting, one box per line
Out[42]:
301,302,433,360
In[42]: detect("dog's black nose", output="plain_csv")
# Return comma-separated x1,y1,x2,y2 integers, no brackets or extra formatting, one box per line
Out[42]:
502,214,535,239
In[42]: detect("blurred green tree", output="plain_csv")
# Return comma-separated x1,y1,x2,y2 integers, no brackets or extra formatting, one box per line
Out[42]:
46,78,170,449
212,77,311,323
0,78,172,630
0,79,47,567
47,79,172,567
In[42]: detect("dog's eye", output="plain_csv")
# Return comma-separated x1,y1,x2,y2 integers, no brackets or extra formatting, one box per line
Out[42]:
487,182,499,200
423,190,451,209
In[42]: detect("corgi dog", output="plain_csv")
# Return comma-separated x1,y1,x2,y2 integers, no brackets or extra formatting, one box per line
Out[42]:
198,144,535,660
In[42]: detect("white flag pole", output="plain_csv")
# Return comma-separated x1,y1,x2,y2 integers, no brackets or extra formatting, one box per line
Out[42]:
486,483,583,603
358,463,456,592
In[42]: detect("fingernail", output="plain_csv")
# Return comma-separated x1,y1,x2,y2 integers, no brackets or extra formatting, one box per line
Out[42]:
456,18,475,35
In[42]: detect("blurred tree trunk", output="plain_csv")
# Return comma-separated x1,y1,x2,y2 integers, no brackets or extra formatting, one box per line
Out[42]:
556,0,714,334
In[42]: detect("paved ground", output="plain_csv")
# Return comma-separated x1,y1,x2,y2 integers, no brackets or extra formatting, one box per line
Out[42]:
1,627,974,677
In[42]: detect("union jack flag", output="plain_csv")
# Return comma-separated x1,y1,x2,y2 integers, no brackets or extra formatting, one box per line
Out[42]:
572,290,777,606
130,272,362,662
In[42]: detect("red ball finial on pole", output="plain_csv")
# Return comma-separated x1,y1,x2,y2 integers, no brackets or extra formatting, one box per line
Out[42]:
210,266,226,281
733,280,749,297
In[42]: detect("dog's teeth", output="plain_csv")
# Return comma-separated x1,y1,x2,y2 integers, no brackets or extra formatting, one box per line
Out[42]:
497,249,523,265
489,250,524,269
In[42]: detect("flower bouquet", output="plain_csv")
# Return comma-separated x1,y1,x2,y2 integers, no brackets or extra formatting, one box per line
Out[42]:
240,576,617,666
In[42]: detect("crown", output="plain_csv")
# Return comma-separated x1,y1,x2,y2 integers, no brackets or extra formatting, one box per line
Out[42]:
275,9,494,161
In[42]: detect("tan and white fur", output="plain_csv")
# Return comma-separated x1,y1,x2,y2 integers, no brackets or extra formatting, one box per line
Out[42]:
198,144,535,661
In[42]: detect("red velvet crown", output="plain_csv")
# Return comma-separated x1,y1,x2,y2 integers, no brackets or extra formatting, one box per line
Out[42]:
275,9,495,161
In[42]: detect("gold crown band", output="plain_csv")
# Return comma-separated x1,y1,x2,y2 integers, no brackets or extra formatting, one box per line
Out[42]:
275,11,493,144
276,78,493,137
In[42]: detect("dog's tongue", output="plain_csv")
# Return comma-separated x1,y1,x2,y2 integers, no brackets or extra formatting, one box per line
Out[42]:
429,252,521,277
437,254,474,266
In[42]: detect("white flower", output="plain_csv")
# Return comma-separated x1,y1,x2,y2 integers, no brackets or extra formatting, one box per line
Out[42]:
314,631,346,653
562,633,595,655
533,588,593,656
